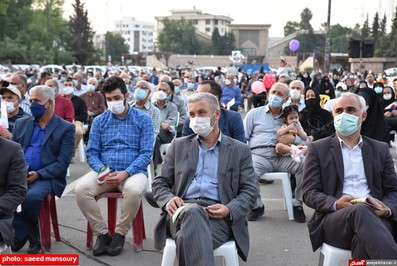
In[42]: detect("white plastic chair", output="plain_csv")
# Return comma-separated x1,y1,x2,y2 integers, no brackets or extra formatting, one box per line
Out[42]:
146,159,155,192
77,124,89,163
318,243,351,266
161,238,239,266
260,172,294,220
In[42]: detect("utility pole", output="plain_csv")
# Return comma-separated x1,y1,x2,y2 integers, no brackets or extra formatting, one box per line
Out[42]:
324,0,331,72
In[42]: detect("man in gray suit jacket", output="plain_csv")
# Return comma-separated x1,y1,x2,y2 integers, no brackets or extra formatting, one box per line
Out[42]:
152,93,257,266
0,138,27,247
303,92,397,259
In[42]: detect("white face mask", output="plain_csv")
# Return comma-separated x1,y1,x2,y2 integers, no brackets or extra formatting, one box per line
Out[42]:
87,84,96,92
225,79,231,85
107,100,125,115
290,89,301,100
156,91,167,100
3,101,16,113
383,94,392,101
63,86,74,95
190,112,215,137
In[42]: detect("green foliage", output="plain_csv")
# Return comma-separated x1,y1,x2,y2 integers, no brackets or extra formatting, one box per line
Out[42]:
105,32,129,64
284,21,301,36
66,0,96,64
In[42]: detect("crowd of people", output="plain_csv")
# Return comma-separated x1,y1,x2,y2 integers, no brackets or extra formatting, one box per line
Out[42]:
1,58,397,263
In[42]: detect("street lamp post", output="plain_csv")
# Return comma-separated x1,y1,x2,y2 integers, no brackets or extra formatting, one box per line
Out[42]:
324,0,331,72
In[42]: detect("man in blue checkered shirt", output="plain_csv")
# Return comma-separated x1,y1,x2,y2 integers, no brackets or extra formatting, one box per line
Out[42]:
75,77,154,257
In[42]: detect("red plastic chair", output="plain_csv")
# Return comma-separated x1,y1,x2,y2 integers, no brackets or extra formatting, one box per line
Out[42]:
86,192,146,252
38,194,61,253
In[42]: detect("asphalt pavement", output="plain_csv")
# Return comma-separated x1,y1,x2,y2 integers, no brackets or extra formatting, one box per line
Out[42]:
7,140,397,266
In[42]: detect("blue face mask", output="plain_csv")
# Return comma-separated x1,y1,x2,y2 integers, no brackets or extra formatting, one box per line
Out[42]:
174,86,180,94
374,87,383,94
73,80,78,87
268,95,283,108
30,101,47,119
134,88,147,101
334,112,359,137
335,91,343,98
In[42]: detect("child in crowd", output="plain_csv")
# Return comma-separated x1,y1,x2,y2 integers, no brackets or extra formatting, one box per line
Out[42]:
275,105,307,162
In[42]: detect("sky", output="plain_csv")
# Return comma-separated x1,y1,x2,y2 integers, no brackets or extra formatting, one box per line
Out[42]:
63,0,396,37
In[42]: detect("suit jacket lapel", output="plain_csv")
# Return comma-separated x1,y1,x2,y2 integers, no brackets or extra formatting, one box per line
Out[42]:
181,136,199,196
330,136,344,185
23,118,35,151
43,115,58,146
362,139,373,189
217,135,231,202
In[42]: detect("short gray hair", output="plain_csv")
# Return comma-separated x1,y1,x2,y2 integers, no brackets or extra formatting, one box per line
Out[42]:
30,85,55,103
159,75,171,82
188,92,220,113
289,80,304,90
334,92,367,114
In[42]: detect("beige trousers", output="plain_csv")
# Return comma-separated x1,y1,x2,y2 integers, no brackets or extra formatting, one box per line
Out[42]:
75,170,147,236
73,121,83,157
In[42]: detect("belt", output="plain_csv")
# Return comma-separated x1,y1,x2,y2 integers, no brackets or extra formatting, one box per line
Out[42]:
184,197,220,207
251,145,276,151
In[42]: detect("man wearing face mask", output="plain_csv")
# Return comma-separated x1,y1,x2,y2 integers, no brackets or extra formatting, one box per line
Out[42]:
80,78,106,118
0,85,30,139
72,72,88,97
63,78,88,159
7,74,31,115
11,85,74,254
220,74,242,112
244,82,306,223
75,77,153,256
303,92,397,259
171,79,188,104
324,82,348,112
283,80,305,111
152,92,257,265
131,80,160,137
44,79,74,123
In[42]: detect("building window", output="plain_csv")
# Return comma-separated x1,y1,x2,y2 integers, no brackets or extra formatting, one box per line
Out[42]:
205,27,211,32
193,20,198,25
206,19,210,25
242,48,256,56
214,19,218,25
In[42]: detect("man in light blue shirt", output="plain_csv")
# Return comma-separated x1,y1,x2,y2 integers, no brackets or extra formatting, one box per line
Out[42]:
75,77,154,257
220,74,242,111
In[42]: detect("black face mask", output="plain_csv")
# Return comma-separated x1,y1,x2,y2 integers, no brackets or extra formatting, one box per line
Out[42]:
306,98,319,109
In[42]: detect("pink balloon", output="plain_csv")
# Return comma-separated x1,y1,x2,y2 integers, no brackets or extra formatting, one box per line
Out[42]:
289,39,300,52
263,74,276,89
251,81,266,94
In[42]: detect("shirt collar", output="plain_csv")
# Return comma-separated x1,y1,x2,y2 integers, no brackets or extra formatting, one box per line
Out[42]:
337,134,363,150
197,132,222,150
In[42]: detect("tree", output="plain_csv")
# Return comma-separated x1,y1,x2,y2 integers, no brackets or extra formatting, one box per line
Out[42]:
211,27,222,54
362,14,371,38
371,12,380,40
284,21,301,36
299,8,313,32
105,32,129,64
67,0,96,64
157,18,200,54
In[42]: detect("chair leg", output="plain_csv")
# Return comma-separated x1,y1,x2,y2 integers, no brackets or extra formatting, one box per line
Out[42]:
107,198,117,235
38,197,51,253
133,201,145,251
49,195,60,241
86,223,93,249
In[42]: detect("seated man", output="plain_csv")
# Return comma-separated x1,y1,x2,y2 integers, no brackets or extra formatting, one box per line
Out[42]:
0,85,30,139
44,79,74,123
303,92,397,259
75,77,154,257
243,82,306,222
152,93,256,265
11,85,74,253
0,138,27,247
183,80,246,143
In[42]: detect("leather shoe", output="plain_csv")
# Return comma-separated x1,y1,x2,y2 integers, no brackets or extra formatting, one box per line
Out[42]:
11,236,28,252
248,205,265,221
27,226,41,254
93,233,112,256
144,191,159,208
107,233,125,256
293,205,306,223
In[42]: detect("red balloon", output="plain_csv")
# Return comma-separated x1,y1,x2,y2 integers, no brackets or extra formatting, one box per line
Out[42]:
251,81,266,94
263,74,276,89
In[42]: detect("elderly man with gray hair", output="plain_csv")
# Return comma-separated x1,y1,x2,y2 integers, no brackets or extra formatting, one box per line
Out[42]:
283,80,306,111
11,85,74,254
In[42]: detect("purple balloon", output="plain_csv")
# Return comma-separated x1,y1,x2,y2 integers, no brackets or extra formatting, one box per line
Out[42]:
289,39,300,52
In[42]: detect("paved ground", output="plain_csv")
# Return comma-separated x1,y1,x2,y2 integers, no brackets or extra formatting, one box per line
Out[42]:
7,135,397,266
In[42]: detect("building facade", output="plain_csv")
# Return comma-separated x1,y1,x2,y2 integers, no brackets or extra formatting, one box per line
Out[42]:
155,7,233,38
114,17,155,54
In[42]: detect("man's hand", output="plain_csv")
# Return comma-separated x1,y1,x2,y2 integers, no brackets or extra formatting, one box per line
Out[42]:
105,171,129,187
0,128,11,139
371,198,391,218
27,171,39,184
206,204,230,219
385,111,392,118
167,196,184,216
161,122,172,132
336,195,355,210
